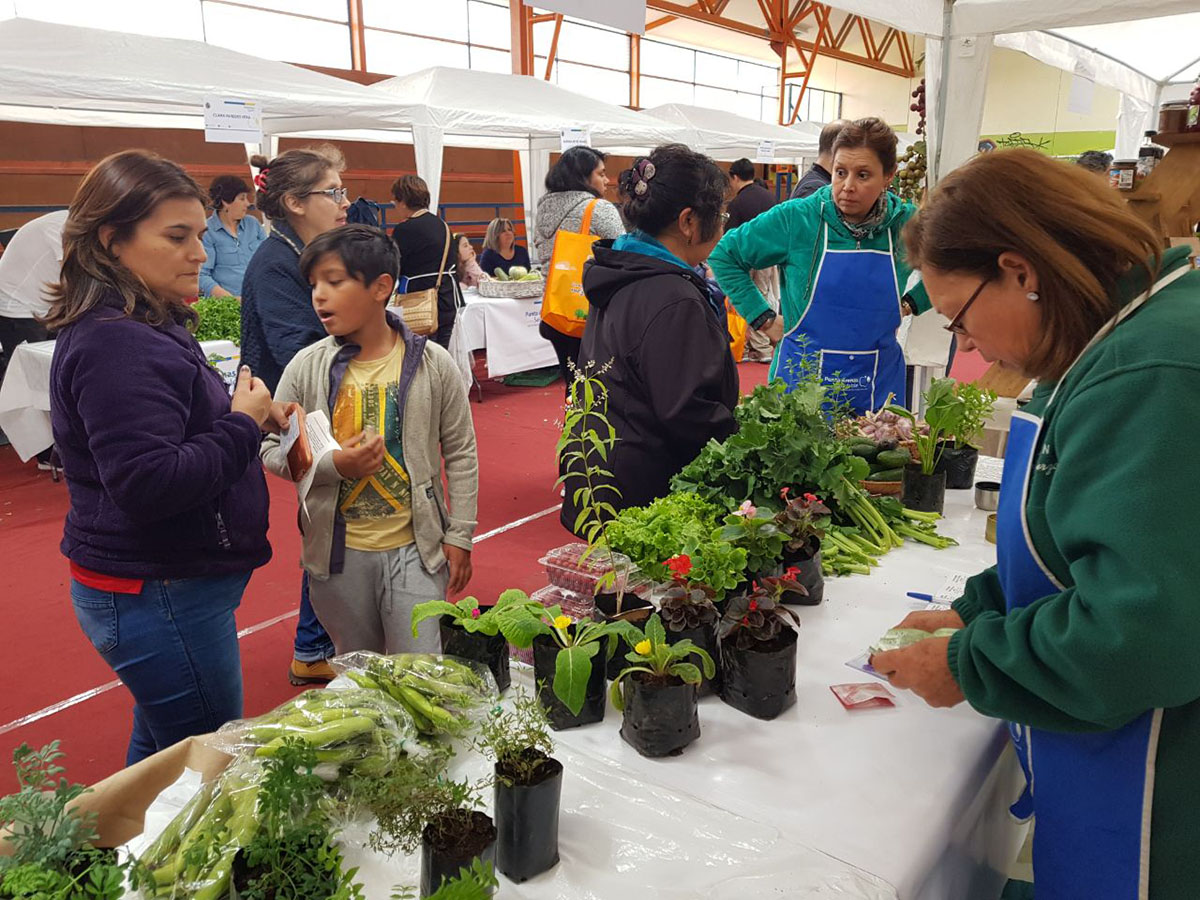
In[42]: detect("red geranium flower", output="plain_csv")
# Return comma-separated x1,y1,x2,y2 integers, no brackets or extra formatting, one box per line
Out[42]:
665,554,693,579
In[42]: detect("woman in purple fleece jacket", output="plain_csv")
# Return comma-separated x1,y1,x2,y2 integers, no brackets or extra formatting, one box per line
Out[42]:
46,150,284,765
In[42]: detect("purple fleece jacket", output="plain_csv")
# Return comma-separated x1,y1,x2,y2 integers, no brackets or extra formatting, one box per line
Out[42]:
50,294,272,578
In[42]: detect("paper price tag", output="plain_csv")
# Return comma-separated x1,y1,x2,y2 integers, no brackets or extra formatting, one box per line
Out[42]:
204,97,262,144
560,127,591,152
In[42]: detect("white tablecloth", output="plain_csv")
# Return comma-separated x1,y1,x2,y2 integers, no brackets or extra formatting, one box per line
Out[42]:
458,287,558,379
0,338,240,462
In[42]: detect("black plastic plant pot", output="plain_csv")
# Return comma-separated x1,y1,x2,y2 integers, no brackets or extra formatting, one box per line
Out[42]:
594,590,653,619
439,616,510,693
901,464,946,514
935,443,980,490
666,620,722,696
720,628,798,720
603,606,652,681
420,811,497,898
494,755,563,883
532,632,606,730
619,674,700,757
782,550,824,606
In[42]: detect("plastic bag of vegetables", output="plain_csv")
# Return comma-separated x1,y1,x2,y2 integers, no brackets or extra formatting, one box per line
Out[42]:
131,757,263,900
329,652,499,738
203,687,421,779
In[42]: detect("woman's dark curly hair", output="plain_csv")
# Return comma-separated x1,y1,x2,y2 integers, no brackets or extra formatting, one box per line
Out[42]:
618,144,729,242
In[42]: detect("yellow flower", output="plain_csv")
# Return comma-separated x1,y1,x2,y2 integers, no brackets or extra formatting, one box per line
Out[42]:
635,640,652,656
553,615,572,630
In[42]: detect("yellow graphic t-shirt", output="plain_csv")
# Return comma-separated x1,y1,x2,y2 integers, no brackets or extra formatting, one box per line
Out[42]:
332,341,414,551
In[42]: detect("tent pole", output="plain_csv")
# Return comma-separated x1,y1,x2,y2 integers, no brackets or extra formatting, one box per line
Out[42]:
931,0,954,185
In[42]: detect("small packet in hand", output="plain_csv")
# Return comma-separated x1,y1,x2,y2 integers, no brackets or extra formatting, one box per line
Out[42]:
282,408,314,482
831,682,896,710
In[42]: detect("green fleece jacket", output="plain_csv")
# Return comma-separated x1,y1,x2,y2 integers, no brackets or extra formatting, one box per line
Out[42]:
949,246,1200,897
708,185,930,334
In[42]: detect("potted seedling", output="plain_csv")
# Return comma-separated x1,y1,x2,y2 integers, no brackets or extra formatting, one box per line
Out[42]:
410,589,547,692
773,488,830,605
228,740,365,900
609,613,715,758
937,382,997,489
886,379,964,514
392,860,499,900
719,581,802,720
472,690,562,883
658,554,723,695
0,742,126,900
717,501,788,594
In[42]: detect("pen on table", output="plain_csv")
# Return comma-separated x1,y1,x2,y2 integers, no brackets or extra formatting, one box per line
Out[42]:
906,592,933,602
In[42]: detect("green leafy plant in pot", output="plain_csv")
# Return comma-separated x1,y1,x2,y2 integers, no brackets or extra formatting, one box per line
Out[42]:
773,488,830,604
718,582,801,720
609,613,715,757
937,382,997,489
718,500,787,584
0,742,127,900
410,589,547,693
885,379,964,514
392,860,499,900
658,554,722,695
471,690,561,883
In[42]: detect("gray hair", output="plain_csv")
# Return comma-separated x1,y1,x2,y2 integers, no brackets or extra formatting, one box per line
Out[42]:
483,217,515,252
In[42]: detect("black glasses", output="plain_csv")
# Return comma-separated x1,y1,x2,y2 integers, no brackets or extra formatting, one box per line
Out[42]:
305,187,349,204
944,276,990,336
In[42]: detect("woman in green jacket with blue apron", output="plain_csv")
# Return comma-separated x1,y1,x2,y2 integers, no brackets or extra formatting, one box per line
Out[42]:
871,149,1200,899
709,117,928,414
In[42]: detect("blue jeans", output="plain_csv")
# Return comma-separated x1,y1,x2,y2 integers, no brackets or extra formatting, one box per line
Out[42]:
293,572,335,663
71,572,251,766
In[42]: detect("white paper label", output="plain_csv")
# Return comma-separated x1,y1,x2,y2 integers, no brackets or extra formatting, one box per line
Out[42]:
204,97,263,144
755,140,775,163
297,409,338,515
560,127,592,153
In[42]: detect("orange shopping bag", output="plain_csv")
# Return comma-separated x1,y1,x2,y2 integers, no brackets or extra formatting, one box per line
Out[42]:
726,298,748,361
541,199,599,338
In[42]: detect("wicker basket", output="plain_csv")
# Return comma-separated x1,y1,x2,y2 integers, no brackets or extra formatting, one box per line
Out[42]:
860,479,902,496
476,277,545,300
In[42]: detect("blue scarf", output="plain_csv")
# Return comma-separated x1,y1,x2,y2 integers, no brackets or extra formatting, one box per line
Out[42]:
612,230,724,320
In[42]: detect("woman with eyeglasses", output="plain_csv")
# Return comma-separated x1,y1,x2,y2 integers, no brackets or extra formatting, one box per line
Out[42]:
870,149,1200,900
710,117,929,414
390,175,457,350
241,144,350,688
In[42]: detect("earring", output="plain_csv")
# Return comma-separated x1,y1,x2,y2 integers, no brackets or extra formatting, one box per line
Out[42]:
1027,291,1039,302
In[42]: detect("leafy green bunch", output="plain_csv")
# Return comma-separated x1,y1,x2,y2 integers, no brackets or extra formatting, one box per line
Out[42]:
950,382,998,449
410,589,546,646
191,294,242,343
392,859,499,900
671,378,869,514
886,378,964,475
609,614,715,711
606,493,747,596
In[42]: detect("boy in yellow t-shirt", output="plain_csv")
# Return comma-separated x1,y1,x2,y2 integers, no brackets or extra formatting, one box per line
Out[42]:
261,225,479,656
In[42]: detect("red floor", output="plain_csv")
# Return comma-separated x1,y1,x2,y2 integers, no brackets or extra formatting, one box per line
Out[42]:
0,362,769,789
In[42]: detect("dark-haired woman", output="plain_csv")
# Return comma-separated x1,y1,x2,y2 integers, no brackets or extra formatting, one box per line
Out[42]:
242,145,348,686
533,146,625,387
560,144,737,532
711,117,929,414
47,150,280,764
199,174,265,298
390,174,457,350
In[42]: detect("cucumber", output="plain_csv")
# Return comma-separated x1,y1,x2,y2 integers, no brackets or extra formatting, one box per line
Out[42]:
849,442,880,462
865,468,904,482
876,448,912,469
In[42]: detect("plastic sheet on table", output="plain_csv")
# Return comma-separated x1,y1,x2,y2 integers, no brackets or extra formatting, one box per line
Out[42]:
203,687,422,779
329,651,499,738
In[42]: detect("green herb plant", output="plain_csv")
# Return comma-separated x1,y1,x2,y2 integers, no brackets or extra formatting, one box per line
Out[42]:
391,859,499,900
347,767,485,859
885,378,964,475
950,382,998,449
236,739,364,900
0,742,126,900
410,589,547,649
472,690,556,787
717,501,786,577
608,614,715,711
191,294,242,343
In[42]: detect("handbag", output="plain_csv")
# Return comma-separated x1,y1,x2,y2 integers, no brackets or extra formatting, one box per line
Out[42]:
540,198,600,338
391,216,451,336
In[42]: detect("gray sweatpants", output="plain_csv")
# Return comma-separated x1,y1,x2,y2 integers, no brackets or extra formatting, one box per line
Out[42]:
308,545,445,656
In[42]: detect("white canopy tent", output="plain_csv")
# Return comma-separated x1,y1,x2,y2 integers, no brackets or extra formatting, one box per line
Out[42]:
364,67,688,228
0,17,416,141
640,103,820,162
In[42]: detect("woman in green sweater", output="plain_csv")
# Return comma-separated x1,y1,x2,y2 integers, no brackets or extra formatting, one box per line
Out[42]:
870,149,1200,899
709,117,928,413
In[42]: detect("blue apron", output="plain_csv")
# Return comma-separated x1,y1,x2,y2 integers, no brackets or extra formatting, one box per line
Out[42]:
774,222,905,414
996,267,1188,898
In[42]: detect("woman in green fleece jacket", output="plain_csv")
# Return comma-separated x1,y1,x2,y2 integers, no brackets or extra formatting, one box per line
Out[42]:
870,149,1200,900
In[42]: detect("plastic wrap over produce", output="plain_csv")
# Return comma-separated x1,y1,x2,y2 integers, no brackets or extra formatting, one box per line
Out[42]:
341,742,897,900
130,758,264,900
329,652,499,738
203,688,423,779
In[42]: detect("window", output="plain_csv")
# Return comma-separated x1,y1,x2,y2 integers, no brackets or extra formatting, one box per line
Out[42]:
737,60,779,92
640,40,694,81
468,0,510,51
469,46,511,74
217,0,346,20
13,0,203,39
203,3,350,68
556,60,629,105
694,85,742,115
549,19,628,70
695,51,738,88
364,29,470,76
639,75,695,108
783,83,843,123
363,0,468,42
